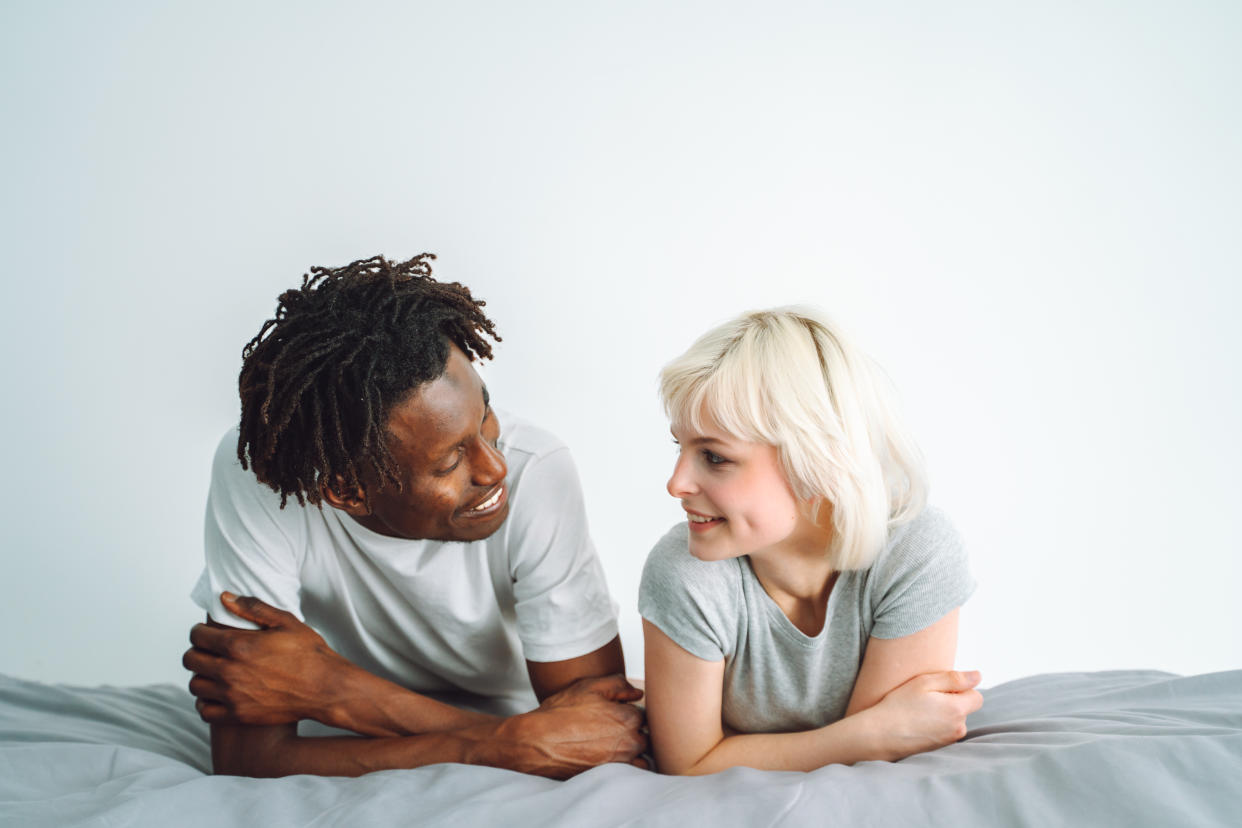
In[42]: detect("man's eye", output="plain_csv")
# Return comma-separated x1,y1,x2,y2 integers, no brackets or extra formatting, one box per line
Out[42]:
437,448,465,475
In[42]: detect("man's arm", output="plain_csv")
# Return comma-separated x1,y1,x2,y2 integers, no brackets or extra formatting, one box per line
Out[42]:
185,594,646,778
186,594,492,737
206,687,642,779
526,635,628,702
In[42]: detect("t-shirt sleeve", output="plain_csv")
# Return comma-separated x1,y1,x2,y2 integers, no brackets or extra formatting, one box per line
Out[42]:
189,432,305,630
868,507,976,640
637,524,735,662
506,446,619,663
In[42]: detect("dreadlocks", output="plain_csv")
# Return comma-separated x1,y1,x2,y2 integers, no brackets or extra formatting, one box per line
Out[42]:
237,254,500,508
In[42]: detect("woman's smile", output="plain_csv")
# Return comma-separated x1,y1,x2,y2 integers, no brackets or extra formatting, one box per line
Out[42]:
684,507,725,532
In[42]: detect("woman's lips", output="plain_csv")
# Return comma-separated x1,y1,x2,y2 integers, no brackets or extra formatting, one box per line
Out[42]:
685,508,725,533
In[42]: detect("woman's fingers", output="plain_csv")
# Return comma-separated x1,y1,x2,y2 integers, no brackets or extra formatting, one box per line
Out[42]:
921,669,982,693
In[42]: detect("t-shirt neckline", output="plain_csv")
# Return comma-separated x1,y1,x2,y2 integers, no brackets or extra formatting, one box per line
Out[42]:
740,555,842,649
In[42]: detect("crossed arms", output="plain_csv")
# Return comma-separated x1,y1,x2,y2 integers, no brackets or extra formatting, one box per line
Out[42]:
186,597,979,778
644,609,983,774
183,592,647,779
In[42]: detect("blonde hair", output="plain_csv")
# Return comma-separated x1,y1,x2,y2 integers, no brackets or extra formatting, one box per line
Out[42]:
659,307,927,570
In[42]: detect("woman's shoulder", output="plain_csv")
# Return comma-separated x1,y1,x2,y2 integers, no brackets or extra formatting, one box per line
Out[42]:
642,522,740,588
862,506,975,638
638,522,742,661
879,505,966,569
640,523,743,608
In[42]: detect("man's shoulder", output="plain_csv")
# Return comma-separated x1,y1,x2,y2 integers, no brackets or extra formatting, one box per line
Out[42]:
496,409,569,466
208,426,311,533
211,427,254,492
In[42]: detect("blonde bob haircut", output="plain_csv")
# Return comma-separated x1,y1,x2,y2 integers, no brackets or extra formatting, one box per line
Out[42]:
659,307,927,571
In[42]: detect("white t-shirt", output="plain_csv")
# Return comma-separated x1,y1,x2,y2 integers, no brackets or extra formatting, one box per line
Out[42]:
190,411,618,713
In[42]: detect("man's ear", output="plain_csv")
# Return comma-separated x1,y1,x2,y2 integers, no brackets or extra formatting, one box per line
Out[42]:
320,475,368,515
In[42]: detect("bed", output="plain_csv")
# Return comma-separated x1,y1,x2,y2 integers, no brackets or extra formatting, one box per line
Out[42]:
2,669,1240,826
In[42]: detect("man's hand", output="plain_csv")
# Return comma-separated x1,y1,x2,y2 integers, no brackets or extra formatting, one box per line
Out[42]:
474,674,648,779
183,592,351,726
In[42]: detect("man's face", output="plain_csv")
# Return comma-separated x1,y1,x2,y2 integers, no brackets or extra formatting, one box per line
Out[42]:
348,344,510,542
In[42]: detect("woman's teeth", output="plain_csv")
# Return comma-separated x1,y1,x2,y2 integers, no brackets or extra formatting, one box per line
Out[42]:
687,513,721,523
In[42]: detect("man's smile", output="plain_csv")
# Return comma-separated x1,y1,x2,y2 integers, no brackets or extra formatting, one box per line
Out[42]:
463,483,507,517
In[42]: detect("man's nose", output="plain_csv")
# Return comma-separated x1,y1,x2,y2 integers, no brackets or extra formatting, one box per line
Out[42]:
473,437,507,486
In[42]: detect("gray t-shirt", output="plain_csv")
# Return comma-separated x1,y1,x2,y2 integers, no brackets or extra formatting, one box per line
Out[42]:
638,506,975,734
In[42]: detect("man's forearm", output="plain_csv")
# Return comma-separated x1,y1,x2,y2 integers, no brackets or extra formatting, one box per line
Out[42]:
319,664,496,737
213,676,647,780
211,719,516,778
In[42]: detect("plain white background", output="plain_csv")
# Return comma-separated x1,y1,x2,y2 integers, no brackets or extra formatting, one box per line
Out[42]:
2,1,1238,690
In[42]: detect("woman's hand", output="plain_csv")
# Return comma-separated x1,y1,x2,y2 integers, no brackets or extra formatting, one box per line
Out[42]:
864,669,983,761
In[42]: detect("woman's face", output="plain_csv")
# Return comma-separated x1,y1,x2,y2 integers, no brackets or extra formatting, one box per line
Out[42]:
667,412,812,562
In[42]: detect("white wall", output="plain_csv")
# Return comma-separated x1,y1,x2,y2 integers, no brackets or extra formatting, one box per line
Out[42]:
2,1,1238,690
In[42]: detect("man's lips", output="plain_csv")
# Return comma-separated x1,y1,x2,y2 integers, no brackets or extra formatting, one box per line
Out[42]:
463,484,507,518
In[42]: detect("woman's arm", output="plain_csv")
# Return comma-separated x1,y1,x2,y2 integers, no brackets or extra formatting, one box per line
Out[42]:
845,609,961,716
643,617,981,775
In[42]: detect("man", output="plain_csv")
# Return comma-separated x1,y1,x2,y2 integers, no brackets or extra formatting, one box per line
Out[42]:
182,254,646,779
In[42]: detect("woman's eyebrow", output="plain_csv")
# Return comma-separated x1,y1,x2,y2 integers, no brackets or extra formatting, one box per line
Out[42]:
684,435,729,448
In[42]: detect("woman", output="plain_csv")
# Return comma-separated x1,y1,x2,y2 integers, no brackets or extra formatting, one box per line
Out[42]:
639,308,982,774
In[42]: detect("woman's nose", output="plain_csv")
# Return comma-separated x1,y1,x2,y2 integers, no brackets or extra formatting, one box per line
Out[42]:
666,453,697,499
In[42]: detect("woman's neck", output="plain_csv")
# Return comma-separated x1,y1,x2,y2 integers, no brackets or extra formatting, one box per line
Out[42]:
748,520,836,602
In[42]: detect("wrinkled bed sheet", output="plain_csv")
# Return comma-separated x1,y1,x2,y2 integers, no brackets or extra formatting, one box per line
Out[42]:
2,670,1240,827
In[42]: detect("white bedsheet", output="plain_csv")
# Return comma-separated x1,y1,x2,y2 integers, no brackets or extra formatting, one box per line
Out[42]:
2,669,1240,826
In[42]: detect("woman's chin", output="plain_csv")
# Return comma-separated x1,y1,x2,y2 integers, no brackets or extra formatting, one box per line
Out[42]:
687,537,740,562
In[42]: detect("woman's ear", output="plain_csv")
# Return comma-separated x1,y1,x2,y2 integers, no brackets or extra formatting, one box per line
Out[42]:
806,496,834,531
321,475,368,515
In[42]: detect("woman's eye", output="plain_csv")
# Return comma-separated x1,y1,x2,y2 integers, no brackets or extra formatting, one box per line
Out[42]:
703,450,728,465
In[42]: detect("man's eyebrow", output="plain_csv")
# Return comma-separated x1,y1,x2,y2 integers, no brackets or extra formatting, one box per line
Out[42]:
482,384,491,408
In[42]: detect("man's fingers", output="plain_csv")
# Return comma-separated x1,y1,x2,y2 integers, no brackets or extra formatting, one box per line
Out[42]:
220,592,294,629
187,624,239,658
188,673,227,702
182,646,228,678
195,699,233,724
585,674,645,702
614,701,645,729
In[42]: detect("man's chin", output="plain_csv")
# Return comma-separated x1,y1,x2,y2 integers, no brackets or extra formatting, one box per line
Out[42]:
445,503,510,542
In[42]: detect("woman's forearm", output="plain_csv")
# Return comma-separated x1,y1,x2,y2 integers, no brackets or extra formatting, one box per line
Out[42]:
673,709,892,775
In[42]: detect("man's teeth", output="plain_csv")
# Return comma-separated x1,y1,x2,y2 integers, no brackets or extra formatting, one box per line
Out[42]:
471,488,502,512
687,514,720,524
